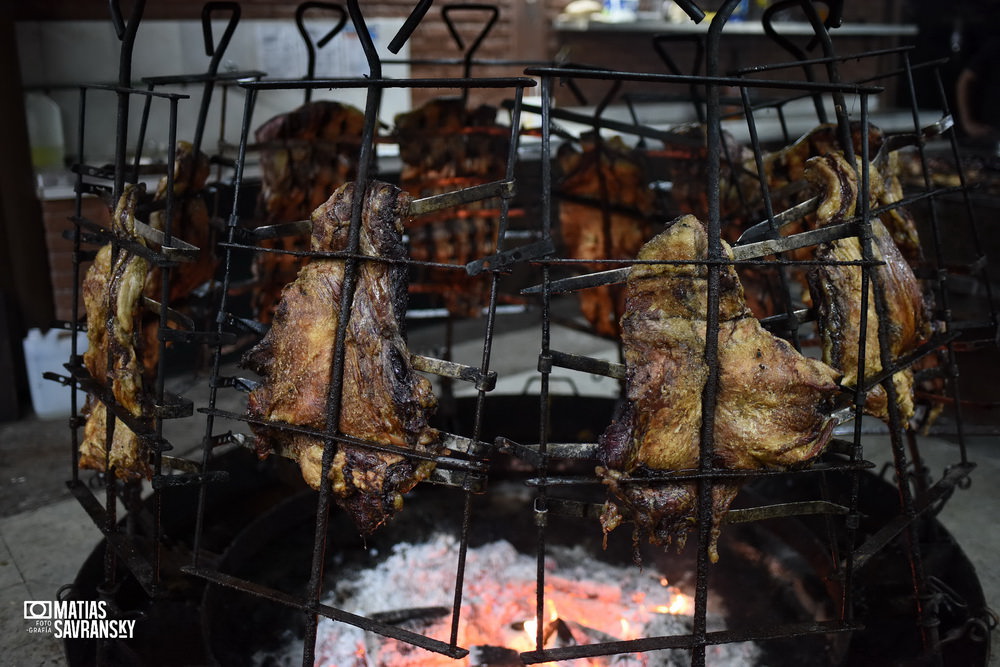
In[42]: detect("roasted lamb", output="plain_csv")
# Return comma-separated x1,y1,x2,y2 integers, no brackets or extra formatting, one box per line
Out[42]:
242,181,442,534
252,100,365,322
558,134,654,337
79,184,154,480
803,153,932,423
596,216,841,562
143,140,216,304
394,97,509,317
757,122,923,265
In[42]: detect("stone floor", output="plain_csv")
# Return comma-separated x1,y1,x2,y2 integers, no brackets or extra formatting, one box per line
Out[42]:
1,317,998,666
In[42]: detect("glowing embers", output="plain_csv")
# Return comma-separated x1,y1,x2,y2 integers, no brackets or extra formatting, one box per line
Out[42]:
299,534,757,666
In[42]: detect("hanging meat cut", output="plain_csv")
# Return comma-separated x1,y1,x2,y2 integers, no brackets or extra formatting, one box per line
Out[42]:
252,100,365,322
79,184,154,480
143,140,216,304
596,216,841,563
242,181,442,534
394,97,509,317
558,134,654,337
803,153,932,423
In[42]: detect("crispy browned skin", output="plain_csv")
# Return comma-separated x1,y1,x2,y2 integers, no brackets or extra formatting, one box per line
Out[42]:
756,122,923,263
395,98,508,317
804,154,932,423
144,140,216,304
242,181,441,533
253,101,365,322
596,216,840,562
256,101,366,222
79,185,152,480
558,135,654,337
867,151,924,265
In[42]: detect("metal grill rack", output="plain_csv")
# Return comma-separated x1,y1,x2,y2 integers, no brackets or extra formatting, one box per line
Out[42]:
50,0,998,666
181,1,537,663
509,1,997,665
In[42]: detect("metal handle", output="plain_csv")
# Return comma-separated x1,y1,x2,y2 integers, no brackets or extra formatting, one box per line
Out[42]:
387,0,435,55
201,1,241,64
441,3,499,58
670,0,706,23
295,2,348,101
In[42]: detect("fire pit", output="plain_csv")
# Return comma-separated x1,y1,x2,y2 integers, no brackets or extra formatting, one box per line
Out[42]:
201,478,843,667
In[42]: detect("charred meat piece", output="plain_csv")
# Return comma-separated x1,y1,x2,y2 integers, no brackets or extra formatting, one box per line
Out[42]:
756,122,924,265
597,216,840,562
867,150,924,265
558,134,654,337
242,181,441,534
804,154,932,423
662,123,755,229
255,100,366,222
758,122,883,199
143,140,216,304
394,97,509,317
79,185,153,480
253,101,365,322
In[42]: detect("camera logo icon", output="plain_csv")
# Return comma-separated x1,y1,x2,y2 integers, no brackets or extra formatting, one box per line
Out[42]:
24,601,52,620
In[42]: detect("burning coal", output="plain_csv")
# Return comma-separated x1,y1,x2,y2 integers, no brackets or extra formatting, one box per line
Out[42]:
255,534,760,666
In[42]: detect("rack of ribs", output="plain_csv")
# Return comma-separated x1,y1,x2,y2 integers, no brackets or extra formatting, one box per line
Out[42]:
252,100,365,322
79,184,154,480
596,215,841,562
394,97,510,318
242,181,442,534
803,153,932,423
558,134,654,337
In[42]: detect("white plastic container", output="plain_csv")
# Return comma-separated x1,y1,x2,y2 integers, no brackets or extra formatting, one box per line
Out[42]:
23,92,66,171
22,328,87,419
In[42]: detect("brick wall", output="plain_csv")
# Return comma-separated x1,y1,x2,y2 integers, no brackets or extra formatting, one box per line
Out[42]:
40,197,107,323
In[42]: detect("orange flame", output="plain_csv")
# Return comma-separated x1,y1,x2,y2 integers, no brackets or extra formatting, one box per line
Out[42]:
654,592,694,616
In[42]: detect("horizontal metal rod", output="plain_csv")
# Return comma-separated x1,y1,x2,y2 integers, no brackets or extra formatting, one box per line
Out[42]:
524,66,883,94
72,216,179,268
81,82,190,99
543,497,850,524
241,76,536,91
140,297,194,330
181,566,470,659
133,219,201,262
524,460,874,487
733,220,861,260
142,69,265,86
520,619,857,663
202,407,487,472
409,179,515,216
519,253,882,295
734,45,916,76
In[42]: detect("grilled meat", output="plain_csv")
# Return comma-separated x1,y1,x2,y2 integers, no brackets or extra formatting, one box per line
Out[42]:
79,184,153,480
597,215,840,562
804,153,932,423
143,140,216,304
756,122,923,264
253,100,365,322
394,97,509,317
256,100,366,222
558,134,654,337
663,123,755,229
867,150,924,265
242,181,441,533
758,122,882,199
